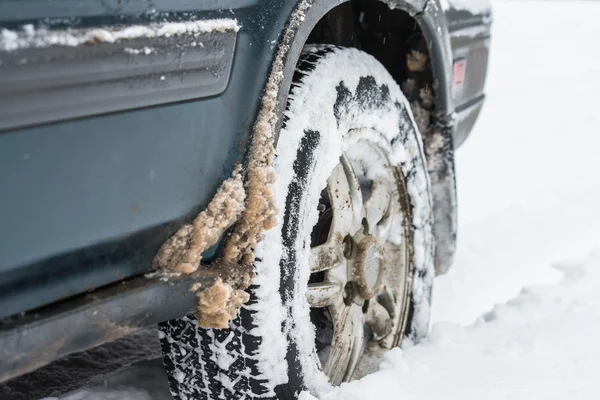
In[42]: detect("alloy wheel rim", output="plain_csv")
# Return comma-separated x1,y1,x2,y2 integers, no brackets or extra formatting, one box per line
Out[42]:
306,141,412,385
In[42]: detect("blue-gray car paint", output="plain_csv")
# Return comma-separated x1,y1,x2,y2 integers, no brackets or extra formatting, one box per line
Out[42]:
0,0,490,319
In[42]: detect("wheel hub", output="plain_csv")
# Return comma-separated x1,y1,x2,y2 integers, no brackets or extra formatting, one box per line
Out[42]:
349,232,384,301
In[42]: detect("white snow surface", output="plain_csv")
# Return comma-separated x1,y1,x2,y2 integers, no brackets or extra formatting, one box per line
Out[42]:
302,250,600,400
52,1,600,399
433,0,600,326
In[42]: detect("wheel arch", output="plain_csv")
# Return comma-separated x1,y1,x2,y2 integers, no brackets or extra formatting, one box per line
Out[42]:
270,0,455,135
260,0,457,275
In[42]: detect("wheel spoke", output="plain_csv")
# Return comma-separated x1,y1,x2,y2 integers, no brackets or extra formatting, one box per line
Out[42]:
309,237,345,273
374,202,394,242
365,300,393,340
340,154,364,223
343,305,365,382
307,281,343,307
327,155,363,238
323,301,364,385
364,180,393,241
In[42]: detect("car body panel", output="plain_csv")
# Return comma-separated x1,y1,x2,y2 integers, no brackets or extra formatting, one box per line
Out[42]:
443,0,492,145
0,0,298,320
0,0,490,354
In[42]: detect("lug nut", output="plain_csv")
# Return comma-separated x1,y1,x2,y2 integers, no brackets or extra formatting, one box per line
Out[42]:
343,235,353,258
343,282,354,306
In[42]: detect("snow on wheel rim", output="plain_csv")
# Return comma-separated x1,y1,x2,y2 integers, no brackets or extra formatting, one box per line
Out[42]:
307,143,412,385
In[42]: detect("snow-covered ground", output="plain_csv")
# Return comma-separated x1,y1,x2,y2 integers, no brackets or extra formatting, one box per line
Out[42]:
52,1,600,399
433,0,600,325
314,1,600,399
307,251,600,400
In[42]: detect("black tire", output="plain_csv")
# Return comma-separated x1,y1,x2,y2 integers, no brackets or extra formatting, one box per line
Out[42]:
159,45,434,400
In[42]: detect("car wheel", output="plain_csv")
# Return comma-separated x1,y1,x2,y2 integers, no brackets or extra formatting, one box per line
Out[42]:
159,45,435,400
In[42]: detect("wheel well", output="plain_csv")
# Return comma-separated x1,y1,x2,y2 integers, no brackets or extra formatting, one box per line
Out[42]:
306,1,458,275
306,0,438,136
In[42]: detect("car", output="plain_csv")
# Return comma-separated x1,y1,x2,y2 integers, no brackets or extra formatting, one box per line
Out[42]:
0,0,491,398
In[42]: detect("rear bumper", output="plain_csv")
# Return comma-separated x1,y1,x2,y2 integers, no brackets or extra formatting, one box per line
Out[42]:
445,8,491,147
453,94,485,147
